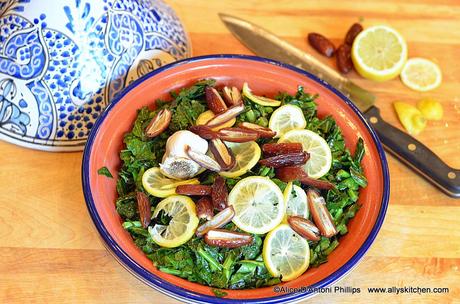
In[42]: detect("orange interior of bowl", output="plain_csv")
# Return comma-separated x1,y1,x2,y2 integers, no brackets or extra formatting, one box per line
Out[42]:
86,57,386,300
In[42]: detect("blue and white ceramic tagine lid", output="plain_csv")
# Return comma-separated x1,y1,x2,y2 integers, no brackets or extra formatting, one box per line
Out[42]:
0,0,191,151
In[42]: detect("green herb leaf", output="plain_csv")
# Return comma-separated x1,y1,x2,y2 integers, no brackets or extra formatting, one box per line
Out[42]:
97,166,113,178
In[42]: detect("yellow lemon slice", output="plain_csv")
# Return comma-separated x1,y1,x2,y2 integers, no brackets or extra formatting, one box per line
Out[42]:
278,129,332,179
219,141,261,178
283,182,309,221
400,58,442,92
263,224,310,281
228,176,285,234
268,104,307,138
142,167,199,198
352,25,407,81
196,110,235,131
242,82,281,107
148,195,199,248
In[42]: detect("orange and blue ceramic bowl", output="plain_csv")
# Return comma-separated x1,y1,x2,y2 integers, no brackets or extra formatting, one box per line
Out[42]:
82,55,390,303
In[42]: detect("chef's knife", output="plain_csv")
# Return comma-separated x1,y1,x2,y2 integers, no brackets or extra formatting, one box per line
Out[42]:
219,13,460,198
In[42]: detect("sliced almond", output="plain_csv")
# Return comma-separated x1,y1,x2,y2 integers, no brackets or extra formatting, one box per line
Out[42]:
145,109,171,138
209,138,236,171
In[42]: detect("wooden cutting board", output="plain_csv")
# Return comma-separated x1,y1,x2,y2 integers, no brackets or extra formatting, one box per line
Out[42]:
1,0,459,303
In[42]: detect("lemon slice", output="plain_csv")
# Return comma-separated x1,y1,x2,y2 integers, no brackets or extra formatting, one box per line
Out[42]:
263,224,310,281
242,82,281,107
268,104,307,138
400,58,442,92
283,182,309,220
228,176,285,234
142,167,199,198
352,25,407,81
219,141,261,178
393,101,427,135
148,195,199,248
196,110,235,131
278,129,332,179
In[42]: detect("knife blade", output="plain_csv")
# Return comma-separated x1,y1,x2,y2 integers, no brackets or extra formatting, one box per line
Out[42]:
220,13,460,198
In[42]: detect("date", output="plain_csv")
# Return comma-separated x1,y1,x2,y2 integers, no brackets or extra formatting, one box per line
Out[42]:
345,23,363,46
204,229,253,248
136,191,151,228
259,152,310,168
262,142,303,156
176,184,212,196
308,33,335,57
205,86,227,114
196,196,214,220
275,166,335,190
211,176,228,211
336,44,353,74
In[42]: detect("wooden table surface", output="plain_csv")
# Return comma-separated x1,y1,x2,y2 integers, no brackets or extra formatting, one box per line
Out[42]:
1,0,459,303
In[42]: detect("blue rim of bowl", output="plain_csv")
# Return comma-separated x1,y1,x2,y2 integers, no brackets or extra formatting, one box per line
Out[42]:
82,54,390,304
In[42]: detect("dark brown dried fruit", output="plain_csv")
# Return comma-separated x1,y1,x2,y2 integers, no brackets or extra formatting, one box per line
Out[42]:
175,184,212,196
136,191,151,228
206,103,245,128
211,176,228,211
308,33,335,57
275,166,335,190
287,216,321,241
222,86,242,106
262,143,303,156
196,206,235,237
345,23,363,46
196,196,214,220
336,44,353,74
259,152,310,168
205,86,227,114
238,122,276,138
204,229,253,248
217,127,259,143
189,125,218,140
145,109,171,138
185,145,222,172
209,138,236,170
307,190,337,237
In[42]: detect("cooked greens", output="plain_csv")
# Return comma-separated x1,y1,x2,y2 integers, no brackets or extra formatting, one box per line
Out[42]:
114,80,367,290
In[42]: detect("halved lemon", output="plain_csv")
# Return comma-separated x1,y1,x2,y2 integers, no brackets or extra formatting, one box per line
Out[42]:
278,129,332,179
196,110,236,131
242,82,281,107
268,104,307,138
283,182,309,220
263,224,310,281
142,167,199,198
352,25,407,81
228,176,285,234
400,58,442,92
148,195,199,248
219,141,261,178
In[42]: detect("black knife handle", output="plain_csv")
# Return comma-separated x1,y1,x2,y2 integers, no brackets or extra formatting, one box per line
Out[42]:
364,106,460,198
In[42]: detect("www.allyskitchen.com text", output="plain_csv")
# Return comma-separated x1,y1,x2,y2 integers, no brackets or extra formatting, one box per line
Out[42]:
273,285,449,295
